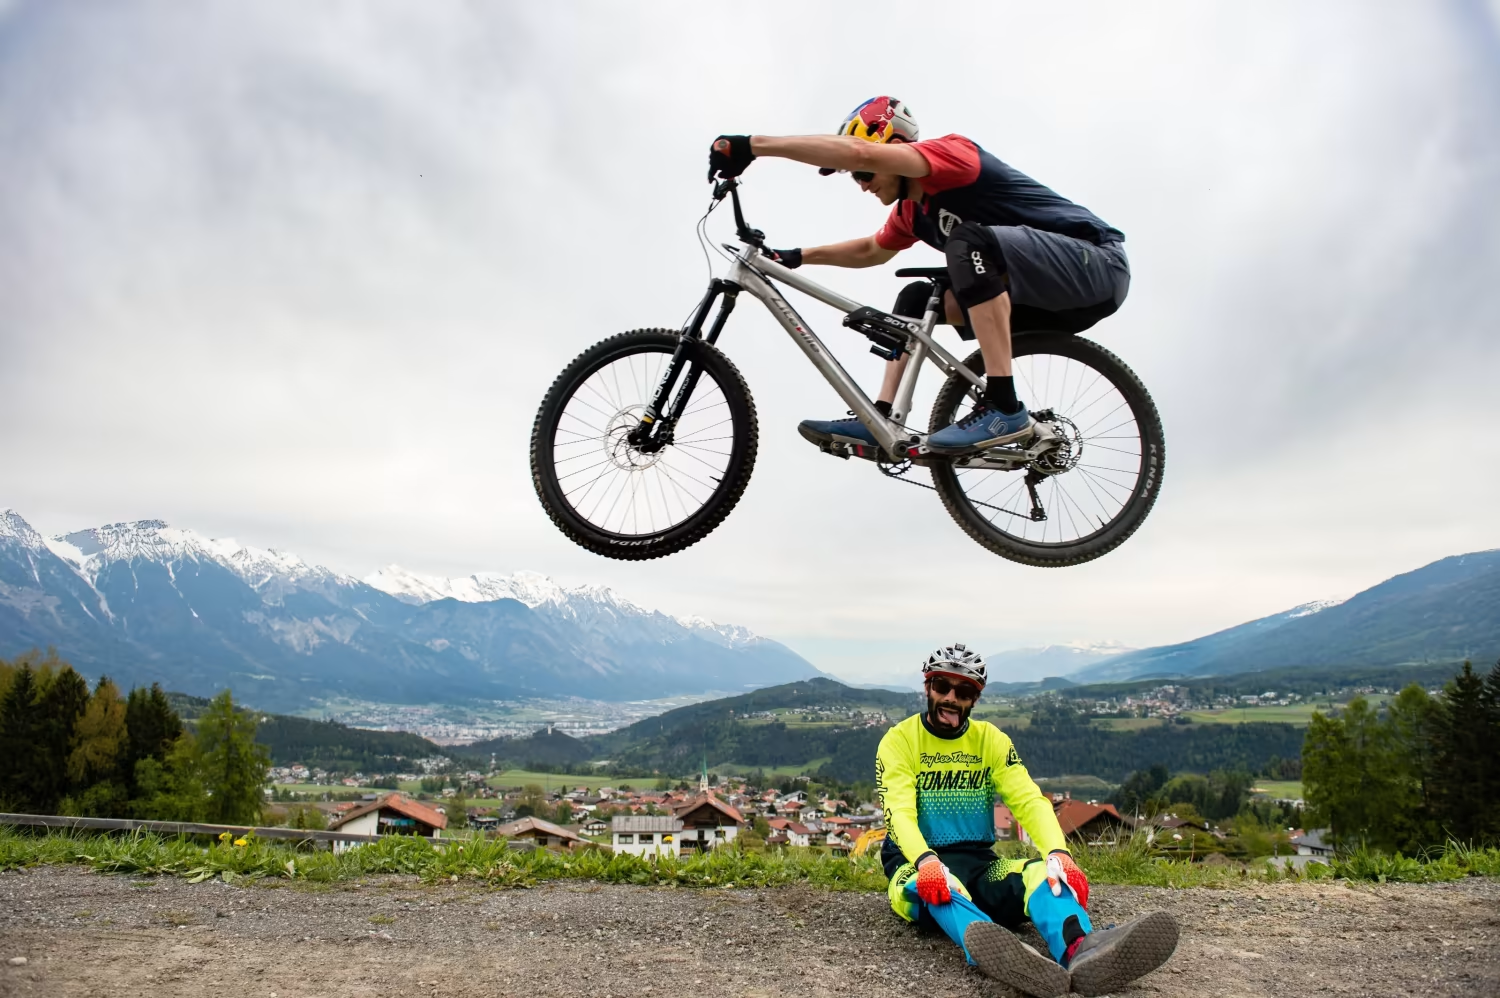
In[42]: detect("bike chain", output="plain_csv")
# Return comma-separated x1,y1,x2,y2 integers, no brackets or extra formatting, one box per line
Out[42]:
876,448,1039,522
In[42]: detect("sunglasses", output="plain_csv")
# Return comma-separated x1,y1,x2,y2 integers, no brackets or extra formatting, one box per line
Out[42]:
928,676,980,701
851,170,875,184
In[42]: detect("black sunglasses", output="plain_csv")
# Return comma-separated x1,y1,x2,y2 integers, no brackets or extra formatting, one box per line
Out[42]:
851,170,875,184
928,676,980,701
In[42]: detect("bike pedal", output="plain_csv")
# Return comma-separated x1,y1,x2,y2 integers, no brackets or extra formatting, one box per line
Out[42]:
818,441,852,461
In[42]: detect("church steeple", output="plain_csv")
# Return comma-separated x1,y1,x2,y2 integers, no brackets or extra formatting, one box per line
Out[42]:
698,756,710,794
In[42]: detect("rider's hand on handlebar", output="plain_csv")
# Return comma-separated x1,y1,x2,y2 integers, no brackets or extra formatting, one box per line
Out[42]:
708,134,756,181
767,248,802,269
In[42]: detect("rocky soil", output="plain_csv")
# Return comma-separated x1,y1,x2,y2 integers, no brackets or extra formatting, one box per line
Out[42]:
1,866,1496,997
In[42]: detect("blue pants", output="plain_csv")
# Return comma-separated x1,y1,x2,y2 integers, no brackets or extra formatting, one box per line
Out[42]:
891,854,1092,964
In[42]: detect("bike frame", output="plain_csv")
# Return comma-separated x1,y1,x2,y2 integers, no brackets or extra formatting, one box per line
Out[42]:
633,181,983,461
729,247,984,455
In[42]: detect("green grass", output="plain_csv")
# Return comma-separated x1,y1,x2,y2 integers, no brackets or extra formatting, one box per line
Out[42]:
4,826,1495,890
0,827,885,891
1250,780,1304,799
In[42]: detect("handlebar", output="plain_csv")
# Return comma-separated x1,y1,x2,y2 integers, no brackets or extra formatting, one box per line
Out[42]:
712,178,765,249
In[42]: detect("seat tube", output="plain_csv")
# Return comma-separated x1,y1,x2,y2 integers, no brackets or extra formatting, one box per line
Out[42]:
891,332,929,426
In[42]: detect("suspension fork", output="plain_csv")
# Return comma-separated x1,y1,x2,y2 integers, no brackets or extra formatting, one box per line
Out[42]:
627,279,741,450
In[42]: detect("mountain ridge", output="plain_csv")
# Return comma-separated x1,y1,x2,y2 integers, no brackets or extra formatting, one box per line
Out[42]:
0,509,826,709
1069,549,1500,683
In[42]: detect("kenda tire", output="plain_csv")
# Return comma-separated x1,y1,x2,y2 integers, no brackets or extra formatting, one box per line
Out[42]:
928,334,1165,568
531,329,758,561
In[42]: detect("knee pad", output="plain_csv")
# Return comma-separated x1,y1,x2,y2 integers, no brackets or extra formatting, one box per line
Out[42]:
892,280,934,320
945,221,1008,309
888,862,921,922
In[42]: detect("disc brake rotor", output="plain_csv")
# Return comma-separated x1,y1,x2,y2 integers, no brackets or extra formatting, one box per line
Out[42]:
603,406,663,471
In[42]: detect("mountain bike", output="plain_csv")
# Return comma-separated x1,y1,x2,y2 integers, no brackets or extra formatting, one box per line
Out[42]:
530,180,1164,567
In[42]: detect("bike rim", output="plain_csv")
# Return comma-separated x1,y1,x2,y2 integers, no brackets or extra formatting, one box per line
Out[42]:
951,350,1146,547
550,346,735,537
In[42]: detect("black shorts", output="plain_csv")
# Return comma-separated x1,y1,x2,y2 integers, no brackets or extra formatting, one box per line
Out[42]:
949,227,1131,339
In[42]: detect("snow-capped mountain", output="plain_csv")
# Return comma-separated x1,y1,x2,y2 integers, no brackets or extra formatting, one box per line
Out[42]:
0,509,825,709
364,565,763,649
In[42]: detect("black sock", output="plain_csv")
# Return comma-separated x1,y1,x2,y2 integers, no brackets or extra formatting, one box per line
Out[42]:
873,399,892,417
982,376,1021,415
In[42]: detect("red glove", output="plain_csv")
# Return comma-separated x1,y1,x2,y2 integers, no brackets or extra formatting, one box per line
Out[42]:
1047,850,1089,909
915,853,953,905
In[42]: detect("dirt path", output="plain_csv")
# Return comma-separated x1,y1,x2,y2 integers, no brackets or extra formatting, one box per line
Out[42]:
1,866,1496,997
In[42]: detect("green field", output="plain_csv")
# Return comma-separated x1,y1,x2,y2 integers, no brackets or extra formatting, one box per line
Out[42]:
485,769,637,790
1251,780,1304,799
1183,704,1324,726
1090,717,1167,731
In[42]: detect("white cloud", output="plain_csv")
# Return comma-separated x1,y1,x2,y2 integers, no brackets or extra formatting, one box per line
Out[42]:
2,2,1497,684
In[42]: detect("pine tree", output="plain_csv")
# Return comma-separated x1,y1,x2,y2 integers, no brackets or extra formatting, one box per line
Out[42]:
196,690,270,825
35,666,90,813
0,665,42,811
123,683,183,796
1480,661,1500,840
1429,662,1492,843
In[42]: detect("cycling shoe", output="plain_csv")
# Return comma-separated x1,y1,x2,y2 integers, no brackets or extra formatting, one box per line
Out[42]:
927,403,1033,454
798,413,882,460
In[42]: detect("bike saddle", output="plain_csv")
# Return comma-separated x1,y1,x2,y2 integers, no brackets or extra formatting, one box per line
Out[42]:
894,267,951,284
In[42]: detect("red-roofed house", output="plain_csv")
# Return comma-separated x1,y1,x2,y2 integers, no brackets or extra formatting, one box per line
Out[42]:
1053,800,1128,846
785,823,813,848
673,795,745,852
495,816,584,849
326,793,447,853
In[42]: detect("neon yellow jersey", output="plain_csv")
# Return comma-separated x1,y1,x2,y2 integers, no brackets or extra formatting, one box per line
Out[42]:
875,713,1067,862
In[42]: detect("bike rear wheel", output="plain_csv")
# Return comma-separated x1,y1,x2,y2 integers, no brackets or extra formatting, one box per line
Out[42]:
531,329,758,560
928,334,1165,567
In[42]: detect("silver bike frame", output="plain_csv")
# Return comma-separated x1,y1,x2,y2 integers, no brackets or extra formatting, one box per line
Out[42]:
725,244,984,457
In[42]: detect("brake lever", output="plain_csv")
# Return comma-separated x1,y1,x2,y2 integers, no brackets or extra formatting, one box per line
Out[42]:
712,178,737,202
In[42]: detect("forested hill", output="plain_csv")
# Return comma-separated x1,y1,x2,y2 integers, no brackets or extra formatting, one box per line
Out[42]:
168,692,452,772
584,677,920,754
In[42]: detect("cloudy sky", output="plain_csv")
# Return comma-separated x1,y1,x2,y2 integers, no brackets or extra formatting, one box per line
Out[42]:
3,2,1498,687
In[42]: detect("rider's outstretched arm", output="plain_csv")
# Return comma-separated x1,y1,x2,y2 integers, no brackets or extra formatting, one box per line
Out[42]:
801,235,898,269
752,135,930,178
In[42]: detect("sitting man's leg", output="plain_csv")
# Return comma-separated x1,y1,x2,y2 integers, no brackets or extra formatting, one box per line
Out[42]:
888,852,1070,997
968,856,1180,998
927,222,1032,454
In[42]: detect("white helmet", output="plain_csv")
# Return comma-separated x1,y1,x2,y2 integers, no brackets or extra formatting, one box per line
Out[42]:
921,643,987,688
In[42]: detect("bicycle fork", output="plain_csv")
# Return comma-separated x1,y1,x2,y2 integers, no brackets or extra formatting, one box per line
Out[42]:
626,278,740,452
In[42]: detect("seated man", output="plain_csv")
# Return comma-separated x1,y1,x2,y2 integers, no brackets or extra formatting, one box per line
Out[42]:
708,96,1130,454
874,644,1178,997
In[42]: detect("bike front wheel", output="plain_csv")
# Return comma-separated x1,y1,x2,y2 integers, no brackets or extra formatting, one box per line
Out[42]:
929,334,1165,567
531,329,758,560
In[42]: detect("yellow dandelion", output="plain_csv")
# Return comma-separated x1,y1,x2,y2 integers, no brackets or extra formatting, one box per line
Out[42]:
218,832,232,842
234,837,248,847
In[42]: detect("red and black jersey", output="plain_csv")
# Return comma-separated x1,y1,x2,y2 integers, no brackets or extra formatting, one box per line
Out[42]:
875,135,1123,252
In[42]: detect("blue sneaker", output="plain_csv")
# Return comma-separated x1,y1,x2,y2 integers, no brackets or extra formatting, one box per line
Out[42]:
798,412,880,458
927,403,1033,454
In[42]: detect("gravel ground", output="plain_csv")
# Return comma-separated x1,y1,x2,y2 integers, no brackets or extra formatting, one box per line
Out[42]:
1,866,1496,997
